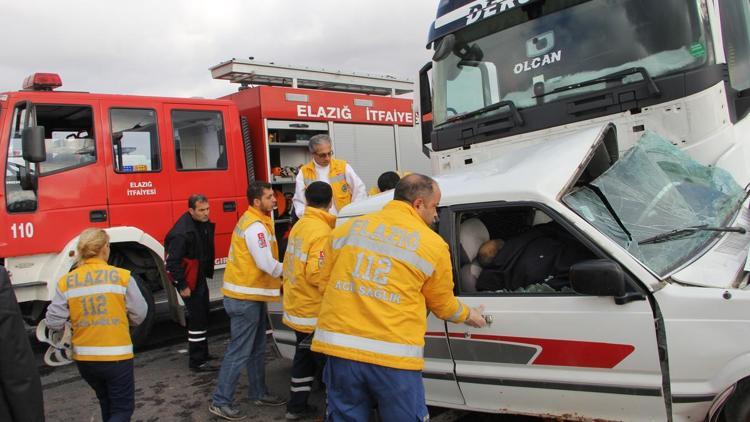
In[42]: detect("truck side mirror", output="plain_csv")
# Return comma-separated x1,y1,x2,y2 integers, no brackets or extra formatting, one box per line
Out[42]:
419,62,433,157
570,259,626,297
432,34,455,61
22,126,46,163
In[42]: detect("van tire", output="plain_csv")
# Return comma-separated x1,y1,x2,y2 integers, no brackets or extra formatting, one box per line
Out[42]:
129,273,155,347
721,380,750,422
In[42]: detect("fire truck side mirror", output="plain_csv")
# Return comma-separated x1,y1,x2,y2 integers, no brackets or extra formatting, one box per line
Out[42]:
22,126,46,163
18,165,37,191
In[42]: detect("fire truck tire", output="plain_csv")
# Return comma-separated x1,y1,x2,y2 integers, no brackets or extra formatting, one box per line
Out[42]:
721,379,750,422
129,273,155,347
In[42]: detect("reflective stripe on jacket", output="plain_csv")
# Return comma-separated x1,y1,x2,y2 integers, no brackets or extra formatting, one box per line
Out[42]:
282,207,336,333
301,159,352,212
223,206,281,302
57,258,133,361
311,200,469,370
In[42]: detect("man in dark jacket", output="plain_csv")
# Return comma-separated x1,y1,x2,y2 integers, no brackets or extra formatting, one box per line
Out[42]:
165,194,217,372
0,266,45,421
476,223,594,292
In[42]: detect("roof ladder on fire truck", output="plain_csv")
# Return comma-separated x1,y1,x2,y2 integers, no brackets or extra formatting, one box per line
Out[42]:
209,59,413,96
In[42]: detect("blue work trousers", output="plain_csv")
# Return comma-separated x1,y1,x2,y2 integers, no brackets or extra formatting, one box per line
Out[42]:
76,359,135,422
323,356,429,422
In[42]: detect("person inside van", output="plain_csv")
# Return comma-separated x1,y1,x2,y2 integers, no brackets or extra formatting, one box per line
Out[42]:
475,223,594,292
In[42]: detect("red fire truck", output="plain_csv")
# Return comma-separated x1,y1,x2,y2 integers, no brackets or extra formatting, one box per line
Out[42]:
2,64,419,342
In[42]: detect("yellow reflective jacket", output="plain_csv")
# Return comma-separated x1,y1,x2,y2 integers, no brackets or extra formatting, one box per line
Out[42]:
368,171,411,196
57,258,133,361
311,200,469,370
223,206,281,302
301,159,351,212
282,206,336,333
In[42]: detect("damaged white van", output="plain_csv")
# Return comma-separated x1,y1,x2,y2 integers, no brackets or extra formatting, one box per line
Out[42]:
270,124,750,421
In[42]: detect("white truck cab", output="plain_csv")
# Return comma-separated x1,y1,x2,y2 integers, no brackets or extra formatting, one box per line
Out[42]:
271,123,750,421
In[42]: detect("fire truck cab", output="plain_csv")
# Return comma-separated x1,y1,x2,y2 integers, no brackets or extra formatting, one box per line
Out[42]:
2,65,422,345
1,73,252,339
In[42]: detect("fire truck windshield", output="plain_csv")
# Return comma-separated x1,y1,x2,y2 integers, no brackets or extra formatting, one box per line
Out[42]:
431,0,713,127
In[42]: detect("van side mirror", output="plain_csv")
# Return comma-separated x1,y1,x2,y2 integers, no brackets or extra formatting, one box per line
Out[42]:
570,259,626,297
22,126,46,163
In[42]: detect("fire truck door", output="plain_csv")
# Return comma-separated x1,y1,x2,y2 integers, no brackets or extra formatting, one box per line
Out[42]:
164,104,239,281
4,100,109,259
101,103,173,244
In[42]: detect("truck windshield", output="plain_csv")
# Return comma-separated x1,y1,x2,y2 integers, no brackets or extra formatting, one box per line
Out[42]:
432,0,713,126
563,132,746,277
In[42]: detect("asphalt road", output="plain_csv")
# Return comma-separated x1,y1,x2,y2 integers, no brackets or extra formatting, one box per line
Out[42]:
37,313,547,422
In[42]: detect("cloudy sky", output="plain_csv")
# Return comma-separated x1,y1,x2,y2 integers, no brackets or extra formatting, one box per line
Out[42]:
0,1,437,98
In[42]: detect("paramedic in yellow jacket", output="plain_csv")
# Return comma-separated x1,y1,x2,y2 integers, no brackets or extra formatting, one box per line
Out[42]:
45,228,148,422
293,134,367,218
311,174,487,421
282,181,335,420
210,181,287,421
368,170,402,196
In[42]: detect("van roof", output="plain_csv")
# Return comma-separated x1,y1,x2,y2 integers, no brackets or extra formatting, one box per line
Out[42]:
341,123,610,217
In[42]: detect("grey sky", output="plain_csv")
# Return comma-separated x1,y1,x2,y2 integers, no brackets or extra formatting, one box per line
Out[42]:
0,1,437,98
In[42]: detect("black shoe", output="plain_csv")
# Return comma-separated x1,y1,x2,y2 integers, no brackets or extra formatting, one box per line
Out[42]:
190,362,219,372
208,403,246,420
253,394,287,406
206,354,218,361
285,404,318,420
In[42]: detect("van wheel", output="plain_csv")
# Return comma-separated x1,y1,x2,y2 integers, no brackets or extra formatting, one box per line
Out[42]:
721,380,750,421
129,273,155,347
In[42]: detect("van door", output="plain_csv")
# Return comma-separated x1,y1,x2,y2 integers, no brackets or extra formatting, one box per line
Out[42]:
423,316,466,405
164,104,241,302
5,100,107,262
442,203,668,421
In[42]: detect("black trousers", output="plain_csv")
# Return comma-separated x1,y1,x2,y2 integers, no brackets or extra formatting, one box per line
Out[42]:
288,330,326,413
185,279,210,367
76,359,134,422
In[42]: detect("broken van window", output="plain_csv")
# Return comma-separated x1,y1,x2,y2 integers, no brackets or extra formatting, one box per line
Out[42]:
564,131,745,276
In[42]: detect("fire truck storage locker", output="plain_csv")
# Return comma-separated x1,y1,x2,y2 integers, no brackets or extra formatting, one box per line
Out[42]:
223,85,425,235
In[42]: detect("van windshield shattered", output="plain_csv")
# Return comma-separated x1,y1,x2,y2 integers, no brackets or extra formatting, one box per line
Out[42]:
563,132,746,276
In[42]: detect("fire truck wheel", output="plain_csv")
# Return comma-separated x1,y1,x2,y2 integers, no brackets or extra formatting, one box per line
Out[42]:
721,379,750,421
129,273,155,347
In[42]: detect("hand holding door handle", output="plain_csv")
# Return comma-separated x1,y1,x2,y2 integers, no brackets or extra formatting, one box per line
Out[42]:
464,304,487,328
